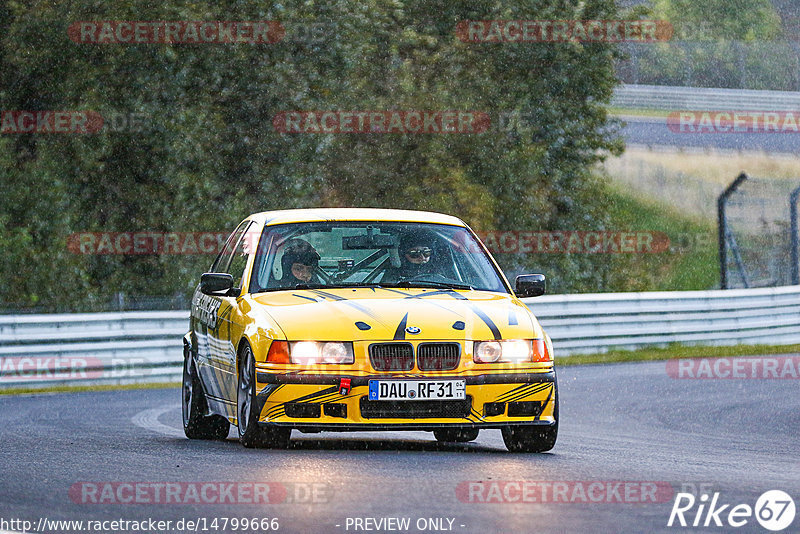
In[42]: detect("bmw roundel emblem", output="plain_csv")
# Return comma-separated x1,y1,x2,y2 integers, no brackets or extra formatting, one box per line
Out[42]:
405,326,421,335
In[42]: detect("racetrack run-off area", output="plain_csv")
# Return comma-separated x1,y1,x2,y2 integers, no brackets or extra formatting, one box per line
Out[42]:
1,360,797,534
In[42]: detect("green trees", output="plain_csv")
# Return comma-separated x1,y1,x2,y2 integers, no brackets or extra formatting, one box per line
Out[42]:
1,0,625,309
652,0,782,41
624,0,797,90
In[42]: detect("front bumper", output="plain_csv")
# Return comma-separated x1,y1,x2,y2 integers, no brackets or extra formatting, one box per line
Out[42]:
254,370,556,430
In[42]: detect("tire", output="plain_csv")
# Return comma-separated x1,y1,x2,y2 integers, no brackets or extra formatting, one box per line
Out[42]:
433,428,480,442
501,388,559,453
182,355,230,440
237,343,291,449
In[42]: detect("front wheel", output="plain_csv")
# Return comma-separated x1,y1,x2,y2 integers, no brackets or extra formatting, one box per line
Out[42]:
501,391,559,453
182,355,229,440
501,424,558,453
237,343,291,449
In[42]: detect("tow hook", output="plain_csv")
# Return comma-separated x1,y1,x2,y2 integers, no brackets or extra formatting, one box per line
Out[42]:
339,378,351,395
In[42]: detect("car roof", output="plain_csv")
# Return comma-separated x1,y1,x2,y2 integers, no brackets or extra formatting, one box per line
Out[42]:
248,208,468,227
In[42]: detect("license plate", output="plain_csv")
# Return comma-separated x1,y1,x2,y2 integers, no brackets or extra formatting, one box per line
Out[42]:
368,380,466,401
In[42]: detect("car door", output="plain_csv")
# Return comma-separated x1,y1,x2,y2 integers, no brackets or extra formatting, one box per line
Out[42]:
192,221,250,417
213,221,256,413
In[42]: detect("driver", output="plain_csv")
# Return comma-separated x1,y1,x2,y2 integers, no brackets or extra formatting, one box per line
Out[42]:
383,230,438,282
279,239,320,287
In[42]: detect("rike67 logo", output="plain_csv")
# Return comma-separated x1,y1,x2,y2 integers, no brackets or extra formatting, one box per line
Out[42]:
668,490,795,531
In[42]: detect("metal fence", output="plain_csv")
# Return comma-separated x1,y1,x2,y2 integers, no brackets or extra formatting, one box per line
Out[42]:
2,285,799,389
718,173,800,288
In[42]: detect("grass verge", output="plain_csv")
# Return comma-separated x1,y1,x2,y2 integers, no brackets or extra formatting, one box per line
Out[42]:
0,381,180,396
608,107,670,119
600,180,719,290
606,148,800,187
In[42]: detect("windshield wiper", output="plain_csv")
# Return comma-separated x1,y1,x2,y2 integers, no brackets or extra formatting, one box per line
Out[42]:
292,283,328,290
330,282,385,288
385,281,473,291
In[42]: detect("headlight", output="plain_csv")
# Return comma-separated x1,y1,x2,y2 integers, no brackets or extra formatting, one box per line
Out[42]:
289,341,354,365
473,339,549,363
501,340,532,363
320,342,353,364
291,341,320,364
473,341,502,363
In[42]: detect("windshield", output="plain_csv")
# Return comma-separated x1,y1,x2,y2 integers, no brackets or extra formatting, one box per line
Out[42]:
248,221,509,294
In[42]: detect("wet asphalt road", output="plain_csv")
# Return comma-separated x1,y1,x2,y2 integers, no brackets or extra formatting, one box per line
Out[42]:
1,360,798,534
621,116,800,154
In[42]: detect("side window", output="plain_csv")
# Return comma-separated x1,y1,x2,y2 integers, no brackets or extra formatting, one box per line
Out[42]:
211,221,249,273
227,223,255,290
252,231,278,293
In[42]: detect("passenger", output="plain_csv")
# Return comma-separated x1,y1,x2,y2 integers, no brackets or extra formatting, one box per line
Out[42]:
383,231,438,282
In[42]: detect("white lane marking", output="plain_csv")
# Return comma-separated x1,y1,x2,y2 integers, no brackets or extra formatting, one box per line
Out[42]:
132,406,184,438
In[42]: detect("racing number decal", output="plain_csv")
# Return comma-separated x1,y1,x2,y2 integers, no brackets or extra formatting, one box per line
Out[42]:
192,293,221,330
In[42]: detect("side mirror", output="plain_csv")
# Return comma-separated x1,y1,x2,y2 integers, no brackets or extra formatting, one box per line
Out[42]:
200,273,234,296
515,274,546,298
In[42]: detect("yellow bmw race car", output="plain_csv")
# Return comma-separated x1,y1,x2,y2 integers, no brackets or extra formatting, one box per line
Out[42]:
182,208,557,452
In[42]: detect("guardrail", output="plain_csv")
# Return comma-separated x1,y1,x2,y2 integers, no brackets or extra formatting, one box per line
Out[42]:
0,311,188,389
526,285,800,355
612,84,800,112
1,285,799,389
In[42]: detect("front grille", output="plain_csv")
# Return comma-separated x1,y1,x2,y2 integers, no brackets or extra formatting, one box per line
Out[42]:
417,343,461,371
369,342,414,371
360,397,473,419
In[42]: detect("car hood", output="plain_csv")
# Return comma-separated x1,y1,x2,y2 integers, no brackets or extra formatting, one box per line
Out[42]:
248,287,541,341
